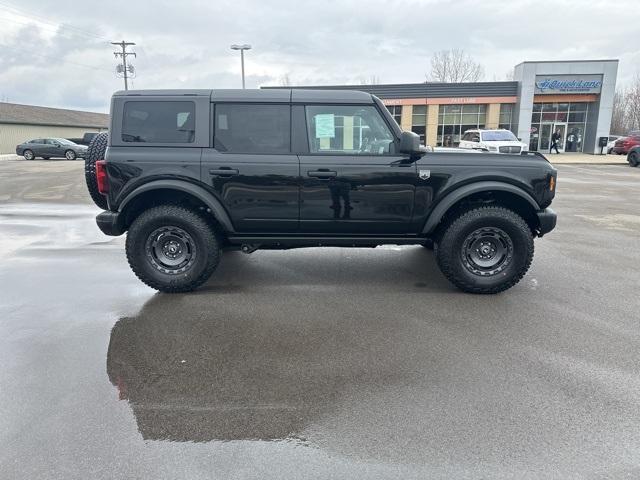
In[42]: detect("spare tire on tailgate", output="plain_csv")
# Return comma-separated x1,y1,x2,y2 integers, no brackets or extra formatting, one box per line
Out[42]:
85,132,109,210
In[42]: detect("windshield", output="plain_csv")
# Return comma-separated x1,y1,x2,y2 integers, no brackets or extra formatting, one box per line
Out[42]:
481,131,518,142
53,138,76,145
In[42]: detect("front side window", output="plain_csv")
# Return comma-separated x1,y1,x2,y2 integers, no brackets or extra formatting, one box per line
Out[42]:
214,104,290,154
122,101,195,143
306,105,395,155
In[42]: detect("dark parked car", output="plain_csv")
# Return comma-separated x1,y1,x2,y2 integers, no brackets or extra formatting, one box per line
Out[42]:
84,89,557,294
612,132,640,155
15,138,88,160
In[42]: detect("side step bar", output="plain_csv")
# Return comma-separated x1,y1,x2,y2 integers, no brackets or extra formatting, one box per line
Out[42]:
226,236,427,249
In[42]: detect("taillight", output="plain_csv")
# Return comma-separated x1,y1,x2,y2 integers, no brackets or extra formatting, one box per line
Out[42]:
95,160,109,195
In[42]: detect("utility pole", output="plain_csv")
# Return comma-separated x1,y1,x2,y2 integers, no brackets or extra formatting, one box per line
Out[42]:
112,40,136,90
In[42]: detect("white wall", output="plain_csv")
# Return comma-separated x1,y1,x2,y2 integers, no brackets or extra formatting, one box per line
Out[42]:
0,124,107,154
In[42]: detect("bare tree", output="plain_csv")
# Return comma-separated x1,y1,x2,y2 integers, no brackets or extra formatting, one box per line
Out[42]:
610,75,640,134
279,73,291,87
626,74,640,132
610,90,627,135
359,75,380,85
427,49,484,83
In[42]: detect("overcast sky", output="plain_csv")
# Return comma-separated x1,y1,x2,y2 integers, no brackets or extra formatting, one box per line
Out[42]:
0,0,639,112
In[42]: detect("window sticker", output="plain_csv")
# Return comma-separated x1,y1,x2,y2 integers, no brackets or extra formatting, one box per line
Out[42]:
315,114,335,138
218,114,228,130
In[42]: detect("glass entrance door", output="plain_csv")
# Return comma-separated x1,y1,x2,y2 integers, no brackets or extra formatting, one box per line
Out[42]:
553,123,567,152
538,123,568,152
538,124,552,151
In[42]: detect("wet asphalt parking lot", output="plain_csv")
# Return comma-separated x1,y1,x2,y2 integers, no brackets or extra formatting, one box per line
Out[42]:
1,158,640,479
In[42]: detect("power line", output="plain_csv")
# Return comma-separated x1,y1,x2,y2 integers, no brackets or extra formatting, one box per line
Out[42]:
0,43,113,72
0,1,111,41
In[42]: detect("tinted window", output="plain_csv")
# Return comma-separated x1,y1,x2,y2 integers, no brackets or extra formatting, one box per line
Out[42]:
214,104,290,154
122,101,195,143
306,105,395,155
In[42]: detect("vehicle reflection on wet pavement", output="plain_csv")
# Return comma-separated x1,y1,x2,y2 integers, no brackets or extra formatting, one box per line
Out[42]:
2,164,640,480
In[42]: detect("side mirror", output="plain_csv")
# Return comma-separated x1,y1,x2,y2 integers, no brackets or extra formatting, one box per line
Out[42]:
399,131,421,155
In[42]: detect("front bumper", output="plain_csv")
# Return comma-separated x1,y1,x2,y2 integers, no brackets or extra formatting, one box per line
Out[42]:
96,211,125,236
536,207,557,236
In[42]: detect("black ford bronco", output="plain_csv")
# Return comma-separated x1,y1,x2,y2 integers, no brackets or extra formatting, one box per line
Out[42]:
86,89,557,294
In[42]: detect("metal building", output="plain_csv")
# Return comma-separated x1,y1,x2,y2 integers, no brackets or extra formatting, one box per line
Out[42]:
0,102,109,154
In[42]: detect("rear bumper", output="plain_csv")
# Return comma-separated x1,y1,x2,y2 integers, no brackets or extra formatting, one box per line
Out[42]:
536,207,557,236
96,211,125,236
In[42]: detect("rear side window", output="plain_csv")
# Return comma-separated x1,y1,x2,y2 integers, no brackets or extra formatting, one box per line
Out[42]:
122,101,195,143
214,104,290,154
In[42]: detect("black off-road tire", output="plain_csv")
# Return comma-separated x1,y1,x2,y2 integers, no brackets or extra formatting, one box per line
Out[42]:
435,206,534,294
422,239,434,250
629,151,639,167
126,205,221,293
85,132,109,210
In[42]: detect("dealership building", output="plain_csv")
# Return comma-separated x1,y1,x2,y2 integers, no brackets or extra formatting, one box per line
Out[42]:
288,60,618,154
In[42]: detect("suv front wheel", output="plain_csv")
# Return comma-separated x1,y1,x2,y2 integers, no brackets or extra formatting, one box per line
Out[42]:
126,205,221,293
435,206,534,294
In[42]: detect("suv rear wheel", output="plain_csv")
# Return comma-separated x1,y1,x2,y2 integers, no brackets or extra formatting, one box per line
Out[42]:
435,206,534,294
126,205,221,293
85,132,109,210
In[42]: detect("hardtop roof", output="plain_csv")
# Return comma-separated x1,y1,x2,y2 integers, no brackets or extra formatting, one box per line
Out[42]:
113,88,374,104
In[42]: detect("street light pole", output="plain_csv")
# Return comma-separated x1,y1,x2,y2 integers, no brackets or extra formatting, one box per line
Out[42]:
230,44,251,89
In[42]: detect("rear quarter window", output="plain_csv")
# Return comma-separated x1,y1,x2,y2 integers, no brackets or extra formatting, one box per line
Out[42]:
214,103,291,154
122,101,195,143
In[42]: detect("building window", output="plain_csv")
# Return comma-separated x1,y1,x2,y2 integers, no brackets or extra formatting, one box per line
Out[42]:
411,105,426,143
499,104,514,131
529,102,590,153
386,105,402,126
437,104,486,146
214,104,291,153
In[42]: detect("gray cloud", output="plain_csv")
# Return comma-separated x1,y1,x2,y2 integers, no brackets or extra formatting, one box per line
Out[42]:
1,0,639,112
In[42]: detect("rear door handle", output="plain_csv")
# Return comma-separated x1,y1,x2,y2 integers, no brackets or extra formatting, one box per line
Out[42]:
308,170,337,179
209,168,239,177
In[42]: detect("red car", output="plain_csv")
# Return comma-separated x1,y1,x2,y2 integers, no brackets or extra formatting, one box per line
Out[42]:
612,132,640,154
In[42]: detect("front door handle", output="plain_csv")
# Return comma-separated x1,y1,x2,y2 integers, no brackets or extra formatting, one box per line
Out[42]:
209,167,239,177
308,170,337,179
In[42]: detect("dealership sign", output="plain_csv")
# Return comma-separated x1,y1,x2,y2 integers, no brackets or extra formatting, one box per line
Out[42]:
535,75,603,94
